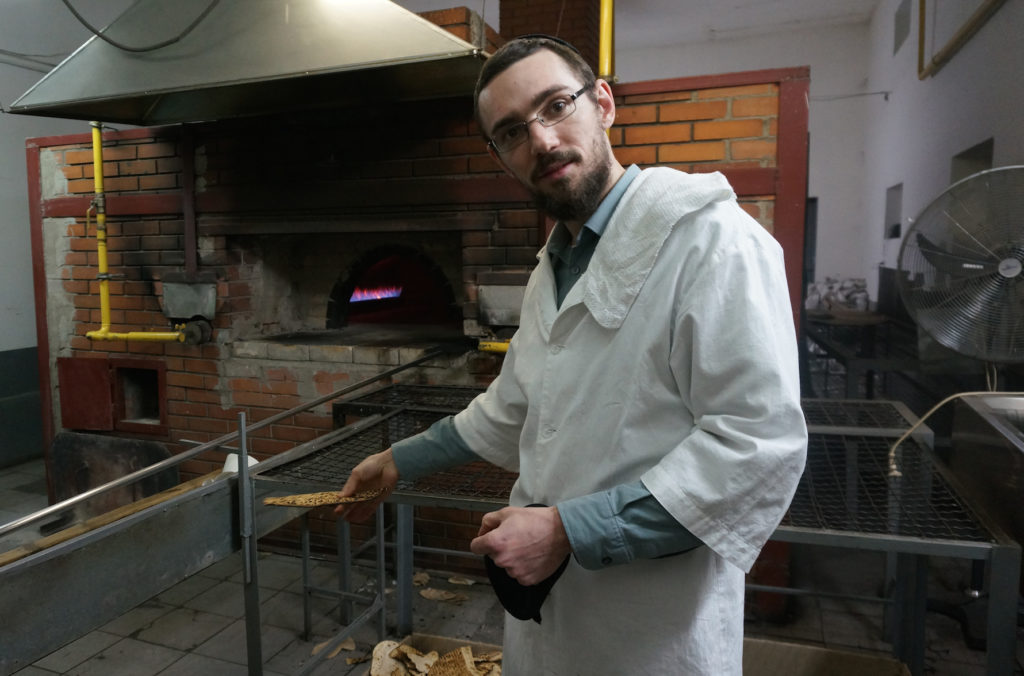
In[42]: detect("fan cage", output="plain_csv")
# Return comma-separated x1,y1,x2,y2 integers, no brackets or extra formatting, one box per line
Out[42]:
897,165,1024,363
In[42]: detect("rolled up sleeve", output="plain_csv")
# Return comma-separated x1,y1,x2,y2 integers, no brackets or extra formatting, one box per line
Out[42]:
558,481,703,569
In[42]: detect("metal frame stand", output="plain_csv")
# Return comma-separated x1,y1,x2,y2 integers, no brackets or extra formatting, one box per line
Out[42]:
251,390,1022,676
238,413,264,674
396,503,415,636
237,414,387,676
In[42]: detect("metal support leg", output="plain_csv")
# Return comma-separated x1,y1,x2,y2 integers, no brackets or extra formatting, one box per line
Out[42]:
376,503,387,641
238,413,264,676
892,553,928,676
396,503,414,637
337,518,353,625
301,513,312,641
294,506,387,676
846,364,862,399
985,543,1021,676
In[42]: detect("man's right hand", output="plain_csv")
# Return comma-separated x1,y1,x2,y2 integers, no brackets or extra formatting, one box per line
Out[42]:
334,448,398,522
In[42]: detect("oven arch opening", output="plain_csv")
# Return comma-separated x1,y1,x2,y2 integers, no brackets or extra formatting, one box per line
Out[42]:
326,246,461,328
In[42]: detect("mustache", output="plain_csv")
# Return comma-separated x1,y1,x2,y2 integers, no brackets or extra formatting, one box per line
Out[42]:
531,149,581,183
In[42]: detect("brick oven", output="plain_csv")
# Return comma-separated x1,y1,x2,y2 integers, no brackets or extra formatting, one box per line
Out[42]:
26,4,807,571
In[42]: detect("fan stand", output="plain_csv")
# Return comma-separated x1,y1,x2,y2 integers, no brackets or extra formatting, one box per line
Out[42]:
883,379,1024,654
892,166,1024,663
940,365,1024,651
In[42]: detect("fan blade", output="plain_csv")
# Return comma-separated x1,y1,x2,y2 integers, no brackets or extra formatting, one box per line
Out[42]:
914,231,995,276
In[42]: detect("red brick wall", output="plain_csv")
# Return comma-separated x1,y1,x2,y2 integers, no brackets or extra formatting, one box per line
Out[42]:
42,111,527,468
612,82,780,232
500,0,601,73
420,6,504,53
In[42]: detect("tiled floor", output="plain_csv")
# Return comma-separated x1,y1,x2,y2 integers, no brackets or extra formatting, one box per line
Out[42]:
2,457,1022,675
0,458,49,549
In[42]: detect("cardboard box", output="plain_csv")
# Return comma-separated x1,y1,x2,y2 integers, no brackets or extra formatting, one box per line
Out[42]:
743,637,912,676
361,634,910,676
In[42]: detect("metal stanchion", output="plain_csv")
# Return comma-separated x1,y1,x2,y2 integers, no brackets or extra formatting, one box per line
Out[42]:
238,412,264,675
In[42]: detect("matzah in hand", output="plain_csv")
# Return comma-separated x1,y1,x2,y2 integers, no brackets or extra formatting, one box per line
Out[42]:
263,487,385,507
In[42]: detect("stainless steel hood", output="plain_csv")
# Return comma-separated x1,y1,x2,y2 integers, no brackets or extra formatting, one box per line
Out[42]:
10,0,487,126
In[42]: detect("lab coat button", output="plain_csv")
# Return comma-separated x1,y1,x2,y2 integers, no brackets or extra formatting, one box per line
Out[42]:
543,426,556,438
550,345,562,355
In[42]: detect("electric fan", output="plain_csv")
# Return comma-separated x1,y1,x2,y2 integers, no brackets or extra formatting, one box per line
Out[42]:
897,165,1024,365
887,166,1024,474
892,166,1024,657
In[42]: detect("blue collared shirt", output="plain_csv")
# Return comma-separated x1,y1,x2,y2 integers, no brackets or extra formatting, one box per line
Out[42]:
547,164,640,308
392,165,701,569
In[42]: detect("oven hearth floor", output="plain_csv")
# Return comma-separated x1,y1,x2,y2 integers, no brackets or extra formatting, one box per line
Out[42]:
260,324,469,347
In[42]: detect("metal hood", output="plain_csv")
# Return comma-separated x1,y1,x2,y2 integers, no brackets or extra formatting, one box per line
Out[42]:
10,0,487,126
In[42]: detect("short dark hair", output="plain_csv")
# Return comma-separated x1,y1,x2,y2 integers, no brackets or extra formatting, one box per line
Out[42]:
474,35,597,138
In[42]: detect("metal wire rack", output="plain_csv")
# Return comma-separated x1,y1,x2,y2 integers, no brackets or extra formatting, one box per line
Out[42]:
257,385,1015,676
333,383,484,417
263,409,516,506
782,433,991,543
801,398,917,431
338,388,924,434
274,393,987,544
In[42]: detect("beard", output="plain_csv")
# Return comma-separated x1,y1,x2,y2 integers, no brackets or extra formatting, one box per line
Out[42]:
529,140,612,223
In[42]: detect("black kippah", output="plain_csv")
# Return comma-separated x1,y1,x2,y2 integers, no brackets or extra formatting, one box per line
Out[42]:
514,33,582,55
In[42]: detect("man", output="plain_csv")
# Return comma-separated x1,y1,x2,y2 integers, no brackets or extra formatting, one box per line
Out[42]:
337,36,807,674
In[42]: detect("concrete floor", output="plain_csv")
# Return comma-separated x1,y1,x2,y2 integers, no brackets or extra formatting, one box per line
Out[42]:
2,457,1022,675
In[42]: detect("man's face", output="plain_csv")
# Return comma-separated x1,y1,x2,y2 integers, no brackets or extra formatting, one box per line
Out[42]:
478,50,617,223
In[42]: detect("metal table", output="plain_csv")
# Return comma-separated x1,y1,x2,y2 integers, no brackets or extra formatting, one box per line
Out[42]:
254,391,1020,676
802,397,926,437
252,385,514,671
0,350,454,676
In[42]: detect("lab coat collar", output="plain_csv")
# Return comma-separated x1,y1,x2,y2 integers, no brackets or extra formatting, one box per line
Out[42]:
580,168,735,328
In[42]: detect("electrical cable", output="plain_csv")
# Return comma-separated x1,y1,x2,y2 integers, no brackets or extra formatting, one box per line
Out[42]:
810,91,891,102
0,48,58,68
59,0,221,53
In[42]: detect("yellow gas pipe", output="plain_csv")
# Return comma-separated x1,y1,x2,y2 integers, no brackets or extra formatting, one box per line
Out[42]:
476,4,614,357
85,122,186,343
599,0,615,82
477,339,509,354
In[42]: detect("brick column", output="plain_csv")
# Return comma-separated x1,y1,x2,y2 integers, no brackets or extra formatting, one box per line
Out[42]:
499,0,601,74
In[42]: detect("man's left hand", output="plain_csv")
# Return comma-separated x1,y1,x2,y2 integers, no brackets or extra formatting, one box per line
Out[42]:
470,506,572,585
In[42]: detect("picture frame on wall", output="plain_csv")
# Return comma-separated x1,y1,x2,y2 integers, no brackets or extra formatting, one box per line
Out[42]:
917,0,1009,78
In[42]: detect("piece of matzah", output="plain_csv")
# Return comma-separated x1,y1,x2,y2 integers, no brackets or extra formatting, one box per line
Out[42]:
263,488,385,507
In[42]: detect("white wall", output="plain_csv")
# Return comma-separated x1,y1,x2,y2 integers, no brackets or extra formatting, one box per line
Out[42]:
0,0,132,351
864,0,1024,279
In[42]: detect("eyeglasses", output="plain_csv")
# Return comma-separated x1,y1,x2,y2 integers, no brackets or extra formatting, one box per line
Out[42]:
487,84,592,153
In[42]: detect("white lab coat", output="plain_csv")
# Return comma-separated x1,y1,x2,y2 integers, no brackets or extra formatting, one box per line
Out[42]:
455,167,807,675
